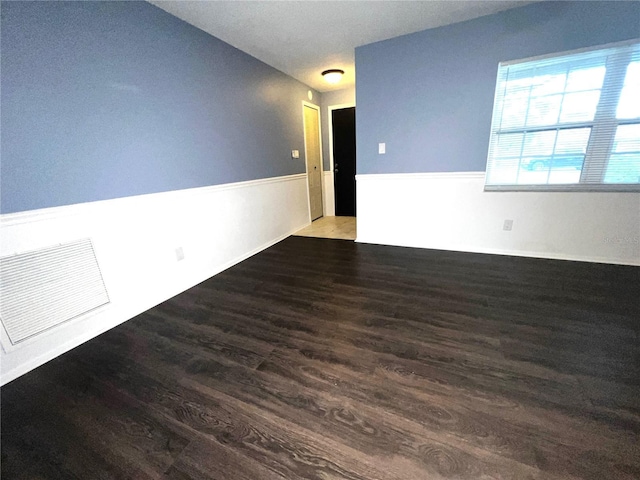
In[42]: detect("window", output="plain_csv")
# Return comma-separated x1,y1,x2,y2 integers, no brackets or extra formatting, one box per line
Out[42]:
485,40,640,191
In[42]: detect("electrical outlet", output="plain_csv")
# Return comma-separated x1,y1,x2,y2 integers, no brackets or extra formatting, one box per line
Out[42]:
175,247,185,261
503,219,513,231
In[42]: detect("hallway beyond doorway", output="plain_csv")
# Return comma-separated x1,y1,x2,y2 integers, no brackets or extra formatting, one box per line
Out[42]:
293,216,356,240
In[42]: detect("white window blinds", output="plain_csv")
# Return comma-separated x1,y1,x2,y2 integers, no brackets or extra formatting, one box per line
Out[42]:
485,40,640,191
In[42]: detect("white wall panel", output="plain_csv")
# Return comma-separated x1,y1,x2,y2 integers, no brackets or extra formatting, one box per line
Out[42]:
0,174,309,385
323,171,335,217
356,173,640,266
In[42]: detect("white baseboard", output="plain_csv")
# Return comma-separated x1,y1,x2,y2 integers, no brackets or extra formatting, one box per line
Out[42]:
323,170,335,217
356,172,640,266
0,174,309,385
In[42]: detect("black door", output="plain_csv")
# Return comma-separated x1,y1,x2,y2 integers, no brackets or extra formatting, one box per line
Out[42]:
332,107,356,216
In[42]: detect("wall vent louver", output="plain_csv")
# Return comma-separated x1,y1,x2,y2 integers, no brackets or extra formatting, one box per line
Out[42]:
0,239,110,345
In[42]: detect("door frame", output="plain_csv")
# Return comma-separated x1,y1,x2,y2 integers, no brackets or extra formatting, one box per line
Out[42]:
327,102,356,216
301,101,324,222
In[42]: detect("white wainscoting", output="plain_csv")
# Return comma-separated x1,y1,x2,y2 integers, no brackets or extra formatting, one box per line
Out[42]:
356,172,640,266
323,170,335,217
0,174,310,385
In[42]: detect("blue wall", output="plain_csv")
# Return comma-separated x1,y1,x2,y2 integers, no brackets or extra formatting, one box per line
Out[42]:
1,2,316,213
355,1,640,175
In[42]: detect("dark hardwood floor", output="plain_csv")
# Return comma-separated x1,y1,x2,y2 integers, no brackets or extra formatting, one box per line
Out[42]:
2,236,639,479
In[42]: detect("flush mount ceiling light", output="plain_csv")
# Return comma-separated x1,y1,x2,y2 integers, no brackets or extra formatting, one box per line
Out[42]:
322,69,344,84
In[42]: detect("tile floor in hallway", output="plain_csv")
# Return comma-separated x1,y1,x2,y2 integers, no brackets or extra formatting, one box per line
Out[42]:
294,215,356,240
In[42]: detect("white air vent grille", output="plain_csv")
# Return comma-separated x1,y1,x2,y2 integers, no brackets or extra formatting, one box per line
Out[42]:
0,239,110,345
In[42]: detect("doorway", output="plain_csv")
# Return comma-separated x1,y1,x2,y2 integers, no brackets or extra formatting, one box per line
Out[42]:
303,103,323,221
331,107,356,216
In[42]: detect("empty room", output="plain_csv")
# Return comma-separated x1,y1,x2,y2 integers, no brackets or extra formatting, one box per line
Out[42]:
1,1,639,479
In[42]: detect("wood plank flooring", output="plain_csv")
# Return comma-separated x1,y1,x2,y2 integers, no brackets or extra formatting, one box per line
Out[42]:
1,236,639,480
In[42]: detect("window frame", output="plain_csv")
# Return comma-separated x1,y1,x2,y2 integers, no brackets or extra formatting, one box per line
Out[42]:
484,39,640,193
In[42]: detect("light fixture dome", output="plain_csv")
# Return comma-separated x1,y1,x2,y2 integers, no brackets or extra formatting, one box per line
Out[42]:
322,69,344,84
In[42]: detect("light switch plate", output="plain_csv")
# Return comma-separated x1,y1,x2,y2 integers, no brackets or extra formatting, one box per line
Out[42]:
291,150,300,159
378,143,386,154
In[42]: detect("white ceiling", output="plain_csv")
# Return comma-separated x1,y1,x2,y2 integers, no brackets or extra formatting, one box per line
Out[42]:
149,1,532,92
